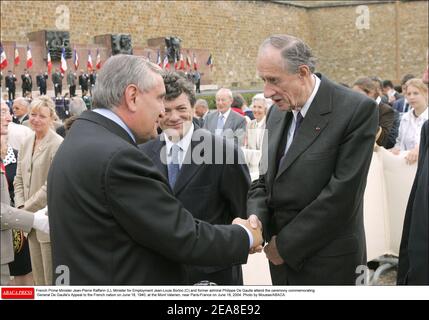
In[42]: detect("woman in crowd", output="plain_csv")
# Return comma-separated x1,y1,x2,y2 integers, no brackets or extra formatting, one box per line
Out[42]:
1,101,33,285
391,78,428,165
245,94,270,150
13,96,63,285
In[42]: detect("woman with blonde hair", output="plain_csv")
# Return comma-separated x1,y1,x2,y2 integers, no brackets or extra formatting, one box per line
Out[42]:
14,95,63,285
391,78,428,165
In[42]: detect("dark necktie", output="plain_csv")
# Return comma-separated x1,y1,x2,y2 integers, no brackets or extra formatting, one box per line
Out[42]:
278,112,304,168
168,144,181,188
293,112,304,138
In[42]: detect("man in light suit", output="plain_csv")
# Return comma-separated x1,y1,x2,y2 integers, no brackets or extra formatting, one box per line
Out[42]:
247,35,378,285
203,88,246,143
140,72,251,285
47,55,262,285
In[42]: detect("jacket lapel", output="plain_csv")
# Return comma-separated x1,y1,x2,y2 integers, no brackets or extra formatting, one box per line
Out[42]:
173,132,204,195
264,108,290,185
31,129,52,162
275,76,332,179
147,138,168,178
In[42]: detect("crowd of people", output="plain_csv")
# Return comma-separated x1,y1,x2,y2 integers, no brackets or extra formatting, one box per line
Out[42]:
0,34,428,286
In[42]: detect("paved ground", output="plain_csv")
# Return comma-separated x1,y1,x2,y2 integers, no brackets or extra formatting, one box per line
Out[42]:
243,253,398,286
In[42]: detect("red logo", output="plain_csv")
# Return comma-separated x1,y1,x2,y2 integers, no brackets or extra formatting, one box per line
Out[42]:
1,287,34,299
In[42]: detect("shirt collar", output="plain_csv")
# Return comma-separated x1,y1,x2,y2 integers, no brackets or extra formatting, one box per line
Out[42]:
163,123,195,157
219,108,231,120
93,108,136,143
292,74,321,119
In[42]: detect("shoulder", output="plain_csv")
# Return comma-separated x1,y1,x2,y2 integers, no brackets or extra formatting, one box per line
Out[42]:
47,129,64,145
138,136,160,152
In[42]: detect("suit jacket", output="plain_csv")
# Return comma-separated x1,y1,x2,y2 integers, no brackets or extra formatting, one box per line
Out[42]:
21,74,32,90
67,73,76,86
376,102,396,148
14,129,63,242
52,72,63,85
247,74,378,285
36,74,48,89
5,75,17,90
12,114,29,125
47,111,249,285
392,97,409,113
203,109,246,142
397,120,428,285
140,128,251,284
79,74,89,91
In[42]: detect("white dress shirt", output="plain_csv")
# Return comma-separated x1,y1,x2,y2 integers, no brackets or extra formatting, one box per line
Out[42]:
284,74,321,155
163,123,194,168
395,108,428,151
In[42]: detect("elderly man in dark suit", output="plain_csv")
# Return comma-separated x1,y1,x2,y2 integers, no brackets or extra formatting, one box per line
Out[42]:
47,55,262,285
397,120,428,285
246,35,378,285
203,88,246,143
140,72,251,285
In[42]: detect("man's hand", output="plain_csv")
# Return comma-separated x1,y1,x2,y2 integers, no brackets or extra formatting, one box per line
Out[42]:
264,236,284,265
405,147,418,165
390,147,400,155
247,214,263,253
232,217,263,253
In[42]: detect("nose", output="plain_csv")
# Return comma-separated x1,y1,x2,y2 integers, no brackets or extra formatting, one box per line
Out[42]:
263,83,276,99
169,110,181,122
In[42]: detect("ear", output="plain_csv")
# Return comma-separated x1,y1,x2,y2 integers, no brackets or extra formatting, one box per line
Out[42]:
298,65,311,79
124,84,139,112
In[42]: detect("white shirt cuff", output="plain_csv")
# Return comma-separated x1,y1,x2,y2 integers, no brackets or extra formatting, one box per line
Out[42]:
236,224,253,249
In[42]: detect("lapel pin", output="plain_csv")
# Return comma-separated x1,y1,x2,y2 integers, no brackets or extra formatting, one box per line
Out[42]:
315,127,321,131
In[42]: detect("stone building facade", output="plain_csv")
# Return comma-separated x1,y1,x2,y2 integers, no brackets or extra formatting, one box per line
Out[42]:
1,0,427,90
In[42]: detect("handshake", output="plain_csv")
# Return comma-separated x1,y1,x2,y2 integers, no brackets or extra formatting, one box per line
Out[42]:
232,214,264,254
232,214,285,265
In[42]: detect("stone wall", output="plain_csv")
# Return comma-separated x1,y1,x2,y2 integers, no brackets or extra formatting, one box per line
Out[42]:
1,0,427,90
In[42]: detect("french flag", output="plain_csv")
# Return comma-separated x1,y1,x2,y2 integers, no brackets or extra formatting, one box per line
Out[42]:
74,48,79,70
26,45,33,69
163,55,170,70
96,48,101,70
60,47,68,73
14,46,20,65
0,44,8,69
47,51,52,74
87,50,93,71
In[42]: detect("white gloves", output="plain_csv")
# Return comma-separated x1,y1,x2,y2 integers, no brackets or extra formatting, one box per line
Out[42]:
33,206,49,234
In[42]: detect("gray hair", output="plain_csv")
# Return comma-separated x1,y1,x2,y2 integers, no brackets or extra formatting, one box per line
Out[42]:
92,55,163,109
251,93,272,110
195,99,208,109
260,34,317,74
216,88,233,99
13,97,31,109
69,97,87,116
